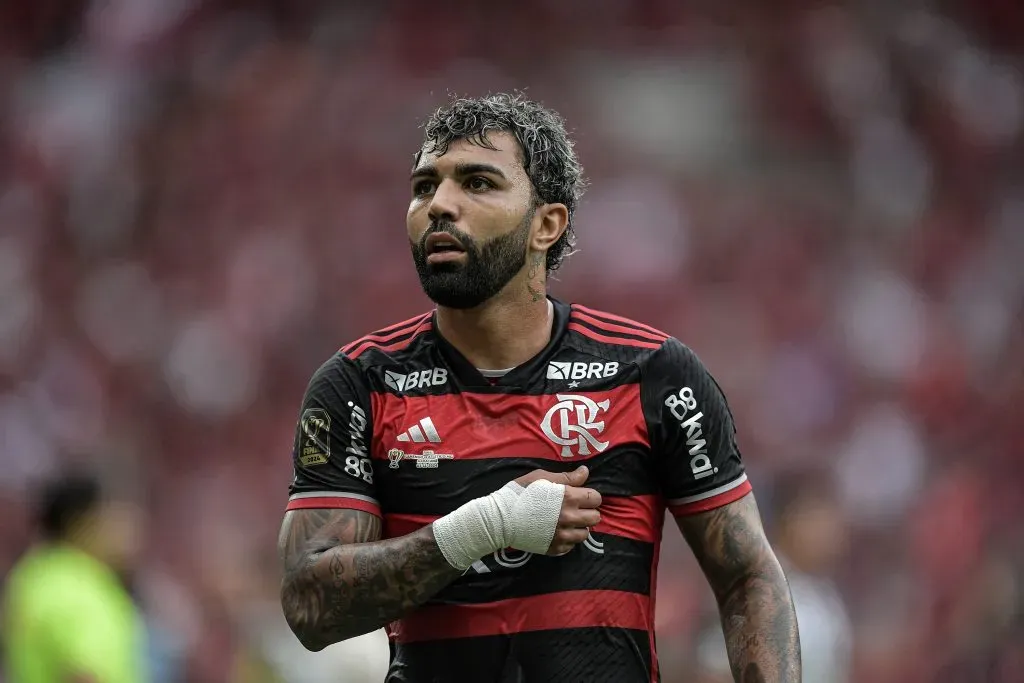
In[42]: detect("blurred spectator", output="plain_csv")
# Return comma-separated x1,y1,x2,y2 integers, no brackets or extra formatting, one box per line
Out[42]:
772,472,853,683
2,472,146,683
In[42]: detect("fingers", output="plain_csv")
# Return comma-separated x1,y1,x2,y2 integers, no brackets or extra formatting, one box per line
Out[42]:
517,465,589,488
548,494,601,555
561,465,589,487
563,486,602,510
547,526,591,556
559,507,601,528
513,470,540,487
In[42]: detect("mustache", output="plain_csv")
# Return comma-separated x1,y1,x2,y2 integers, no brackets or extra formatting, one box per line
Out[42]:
420,220,475,250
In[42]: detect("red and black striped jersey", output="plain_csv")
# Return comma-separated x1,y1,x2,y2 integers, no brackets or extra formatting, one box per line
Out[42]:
286,298,752,683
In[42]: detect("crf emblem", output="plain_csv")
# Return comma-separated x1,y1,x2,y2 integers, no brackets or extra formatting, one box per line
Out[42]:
540,394,611,458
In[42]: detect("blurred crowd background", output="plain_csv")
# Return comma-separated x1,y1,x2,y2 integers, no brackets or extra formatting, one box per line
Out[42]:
1,1,1023,681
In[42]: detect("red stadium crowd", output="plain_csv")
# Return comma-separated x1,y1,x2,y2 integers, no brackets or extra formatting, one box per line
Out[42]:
0,1,1021,681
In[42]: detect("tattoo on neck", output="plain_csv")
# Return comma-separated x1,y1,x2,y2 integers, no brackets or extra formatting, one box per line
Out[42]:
527,253,545,302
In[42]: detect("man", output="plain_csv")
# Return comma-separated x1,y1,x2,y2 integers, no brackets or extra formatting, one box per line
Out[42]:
4,473,146,683
278,93,801,682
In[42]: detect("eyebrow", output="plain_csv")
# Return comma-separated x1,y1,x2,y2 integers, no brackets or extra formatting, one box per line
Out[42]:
409,162,508,181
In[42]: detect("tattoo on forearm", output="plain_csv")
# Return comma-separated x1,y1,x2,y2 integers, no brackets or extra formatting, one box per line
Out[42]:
679,494,801,682
743,663,767,683
278,509,461,650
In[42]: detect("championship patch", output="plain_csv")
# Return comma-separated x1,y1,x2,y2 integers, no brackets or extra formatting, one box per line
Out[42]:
299,408,331,466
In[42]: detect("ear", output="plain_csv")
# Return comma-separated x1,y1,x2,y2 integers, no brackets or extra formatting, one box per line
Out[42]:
529,203,569,253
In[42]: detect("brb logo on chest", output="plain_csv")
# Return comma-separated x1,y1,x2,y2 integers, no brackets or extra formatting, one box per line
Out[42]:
384,368,448,392
547,361,619,381
540,394,611,458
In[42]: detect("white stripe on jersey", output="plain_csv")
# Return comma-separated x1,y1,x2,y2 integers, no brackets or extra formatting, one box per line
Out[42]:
667,473,749,506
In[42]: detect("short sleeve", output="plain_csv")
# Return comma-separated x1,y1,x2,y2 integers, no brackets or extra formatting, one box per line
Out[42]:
641,338,752,516
286,352,381,517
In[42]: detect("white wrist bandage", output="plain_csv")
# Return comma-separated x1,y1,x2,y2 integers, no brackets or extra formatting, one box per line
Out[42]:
432,479,566,570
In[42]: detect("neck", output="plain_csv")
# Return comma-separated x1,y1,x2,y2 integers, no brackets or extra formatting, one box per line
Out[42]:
52,535,94,558
435,292,553,371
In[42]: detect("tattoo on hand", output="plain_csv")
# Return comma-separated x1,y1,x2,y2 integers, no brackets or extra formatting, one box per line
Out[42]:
527,252,545,302
678,494,801,682
278,509,461,650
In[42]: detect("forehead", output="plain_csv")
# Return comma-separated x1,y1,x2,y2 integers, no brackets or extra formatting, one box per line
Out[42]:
414,131,525,176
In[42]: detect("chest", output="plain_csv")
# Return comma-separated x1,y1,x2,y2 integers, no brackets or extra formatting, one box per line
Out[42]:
373,387,646,459
368,387,651,514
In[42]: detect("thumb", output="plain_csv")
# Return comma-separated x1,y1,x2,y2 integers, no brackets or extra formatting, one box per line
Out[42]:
565,465,589,486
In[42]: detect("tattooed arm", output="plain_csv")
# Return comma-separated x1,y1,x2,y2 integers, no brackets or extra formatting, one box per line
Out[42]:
277,508,462,651
676,492,801,683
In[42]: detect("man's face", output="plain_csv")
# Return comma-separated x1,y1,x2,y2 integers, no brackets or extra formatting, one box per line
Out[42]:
76,500,143,572
407,132,538,309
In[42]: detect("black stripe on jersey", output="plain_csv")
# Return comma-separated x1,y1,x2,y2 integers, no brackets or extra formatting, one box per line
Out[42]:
572,304,670,339
388,635,518,683
341,312,432,356
517,627,654,683
374,447,657,516
346,322,433,360
435,534,655,605
568,317,668,347
374,311,433,336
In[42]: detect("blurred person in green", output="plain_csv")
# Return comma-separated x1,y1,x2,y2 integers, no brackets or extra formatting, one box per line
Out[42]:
2,472,147,683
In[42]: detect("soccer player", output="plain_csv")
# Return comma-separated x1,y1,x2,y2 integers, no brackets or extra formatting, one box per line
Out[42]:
278,93,801,682
3,473,146,683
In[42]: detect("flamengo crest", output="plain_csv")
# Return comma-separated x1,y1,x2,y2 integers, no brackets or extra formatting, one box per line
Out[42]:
540,394,611,458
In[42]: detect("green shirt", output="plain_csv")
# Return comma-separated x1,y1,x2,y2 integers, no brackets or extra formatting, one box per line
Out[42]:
3,544,146,683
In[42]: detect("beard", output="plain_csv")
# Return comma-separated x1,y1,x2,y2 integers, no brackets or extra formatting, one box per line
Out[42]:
410,207,536,309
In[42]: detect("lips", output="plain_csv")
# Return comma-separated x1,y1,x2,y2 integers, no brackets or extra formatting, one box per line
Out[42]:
425,232,466,255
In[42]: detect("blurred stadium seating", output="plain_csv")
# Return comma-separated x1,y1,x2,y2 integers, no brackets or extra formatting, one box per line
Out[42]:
1,1,1022,681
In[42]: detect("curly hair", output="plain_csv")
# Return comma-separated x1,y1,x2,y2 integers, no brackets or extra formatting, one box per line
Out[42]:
416,92,586,273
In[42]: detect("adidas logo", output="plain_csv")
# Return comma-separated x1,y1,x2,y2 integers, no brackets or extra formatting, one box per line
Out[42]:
396,417,442,443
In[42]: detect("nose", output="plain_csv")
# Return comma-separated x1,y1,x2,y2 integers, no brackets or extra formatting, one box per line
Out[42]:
427,178,461,224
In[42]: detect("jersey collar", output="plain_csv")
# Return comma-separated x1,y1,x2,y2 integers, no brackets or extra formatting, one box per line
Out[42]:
431,297,571,389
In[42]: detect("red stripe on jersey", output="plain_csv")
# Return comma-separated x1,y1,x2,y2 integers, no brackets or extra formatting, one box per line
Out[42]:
668,480,752,517
572,305,669,339
285,497,382,517
371,384,649,463
342,313,432,355
384,512,439,539
348,319,433,359
386,500,660,544
375,311,434,335
567,323,662,350
571,310,668,343
391,589,650,642
593,495,663,544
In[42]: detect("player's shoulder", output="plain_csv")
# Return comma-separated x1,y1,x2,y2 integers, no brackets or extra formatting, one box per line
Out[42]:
303,311,435,390
565,302,674,358
564,302,705,370
338,310,435,366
